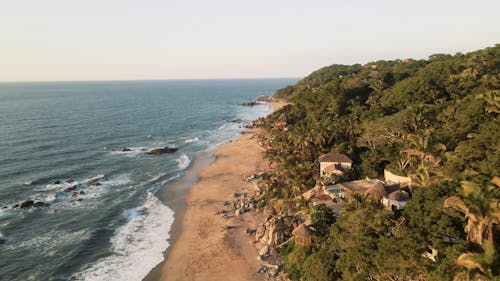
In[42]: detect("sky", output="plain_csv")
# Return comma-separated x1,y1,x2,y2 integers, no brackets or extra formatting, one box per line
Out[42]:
0,0,499,82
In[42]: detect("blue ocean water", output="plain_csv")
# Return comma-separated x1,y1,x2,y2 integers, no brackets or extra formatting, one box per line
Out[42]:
0,79,295,281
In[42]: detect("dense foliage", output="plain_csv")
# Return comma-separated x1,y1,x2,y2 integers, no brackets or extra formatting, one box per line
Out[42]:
260,45,500,280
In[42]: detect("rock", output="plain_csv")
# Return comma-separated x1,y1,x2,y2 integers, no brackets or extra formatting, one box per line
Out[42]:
259,245,270,256
67,179,75,183
235,209,241,216
71,192,78,197
0,238,6,245
241,101,258,106
2,206,7,209
49,209,57,214
146,147,178,155
122,147,132,152
232,118,242,123
12,204,19,209
33,202,50,208
77,198,83,202
79,191,85,195
255,226,266,241
89,182,101,187
20,200,34,208
51,180,61,185
63,186,77,192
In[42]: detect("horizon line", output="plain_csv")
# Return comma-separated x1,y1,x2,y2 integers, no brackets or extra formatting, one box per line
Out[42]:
0,77,301,84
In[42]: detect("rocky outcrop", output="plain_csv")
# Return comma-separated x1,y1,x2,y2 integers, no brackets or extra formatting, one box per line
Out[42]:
255,214,296,246
20,200,34,208
146,147,178,155
241,101,259,106
63,186,77,192
33,202,50,208
218,193,256,218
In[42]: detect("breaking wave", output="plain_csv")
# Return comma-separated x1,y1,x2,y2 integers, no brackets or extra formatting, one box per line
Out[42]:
176,154,191,170
72,193,174,281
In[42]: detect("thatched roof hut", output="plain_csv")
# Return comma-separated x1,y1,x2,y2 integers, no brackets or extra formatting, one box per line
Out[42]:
292,224,313,246
388,190,410,202
364,182,387,199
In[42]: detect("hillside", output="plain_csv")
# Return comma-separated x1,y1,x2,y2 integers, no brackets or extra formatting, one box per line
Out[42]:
258,45,499,280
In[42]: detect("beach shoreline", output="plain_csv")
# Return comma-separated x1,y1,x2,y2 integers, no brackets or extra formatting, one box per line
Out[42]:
143,101,284,281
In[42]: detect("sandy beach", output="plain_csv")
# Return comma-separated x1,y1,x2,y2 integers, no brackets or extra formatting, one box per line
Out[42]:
145,101,285,281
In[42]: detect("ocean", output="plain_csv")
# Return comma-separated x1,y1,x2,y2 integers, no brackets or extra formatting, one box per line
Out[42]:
0,79,295,281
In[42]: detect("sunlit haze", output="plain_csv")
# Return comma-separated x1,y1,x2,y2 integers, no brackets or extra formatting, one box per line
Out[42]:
1,0,498,82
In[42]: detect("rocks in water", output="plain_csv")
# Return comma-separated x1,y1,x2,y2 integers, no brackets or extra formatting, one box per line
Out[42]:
79,191,85,195
146,147,178,155
241,101,259,106
63,186,77,192
89,182,101,187
121,147,132,152
33,202,50,208
0,238,6,245
20,200,34,208
17,200,50,209
232,118,242,123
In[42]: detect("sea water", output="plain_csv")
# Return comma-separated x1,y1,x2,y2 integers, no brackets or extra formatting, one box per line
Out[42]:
0,79,295,281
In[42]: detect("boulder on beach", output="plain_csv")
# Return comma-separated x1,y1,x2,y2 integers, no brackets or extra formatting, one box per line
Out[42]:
146,147,178,155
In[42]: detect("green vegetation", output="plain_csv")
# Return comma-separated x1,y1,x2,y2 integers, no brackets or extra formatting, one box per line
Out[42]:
260,45,500,280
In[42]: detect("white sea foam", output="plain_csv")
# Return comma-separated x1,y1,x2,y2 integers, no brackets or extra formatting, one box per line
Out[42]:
184,136,199,143
99,174,131,187
5,229,91,252
147,172,166,183
72,193,174,281
176,154,191,170
109,147,148,157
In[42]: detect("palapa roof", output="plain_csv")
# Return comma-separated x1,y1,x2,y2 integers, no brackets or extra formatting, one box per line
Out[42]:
388,190,410,202
318,153,352,163
364,182,387,198
292,224,313,237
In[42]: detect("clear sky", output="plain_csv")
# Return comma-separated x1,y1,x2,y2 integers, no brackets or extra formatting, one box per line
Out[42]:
0,0,498,82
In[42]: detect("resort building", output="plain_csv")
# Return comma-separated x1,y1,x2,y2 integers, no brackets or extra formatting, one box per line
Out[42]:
382,190,411,211
323,178,411,211
319,153,352,177
323,178,394,199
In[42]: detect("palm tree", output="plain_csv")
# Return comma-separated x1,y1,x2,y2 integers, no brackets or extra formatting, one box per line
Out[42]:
444,177,500,246
453,240,496,281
